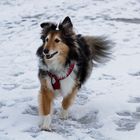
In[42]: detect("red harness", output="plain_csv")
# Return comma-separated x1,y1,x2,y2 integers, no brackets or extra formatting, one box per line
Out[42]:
47,63,75,90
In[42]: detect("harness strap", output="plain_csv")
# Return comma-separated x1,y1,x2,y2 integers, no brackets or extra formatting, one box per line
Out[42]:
47,63,75,90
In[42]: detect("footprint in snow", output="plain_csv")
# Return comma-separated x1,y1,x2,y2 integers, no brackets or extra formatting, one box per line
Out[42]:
129,71,140,77
23,127,40,138
128,96,140,103
2,83,19,90
98,74,116,80
0,102,6,108
115,96,140,131
78,111,103,129
114,118,137,131
22,105,38,116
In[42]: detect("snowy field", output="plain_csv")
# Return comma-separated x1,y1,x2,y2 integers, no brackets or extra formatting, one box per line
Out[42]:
0,0,140,140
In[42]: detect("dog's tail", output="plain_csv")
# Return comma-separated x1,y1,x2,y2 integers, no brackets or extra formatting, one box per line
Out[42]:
83,36,113,66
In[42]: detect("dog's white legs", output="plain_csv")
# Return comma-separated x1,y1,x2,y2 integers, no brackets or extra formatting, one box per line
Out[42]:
60,108,68,119
41,115,52,131
38,85,54,131
60,86,78,119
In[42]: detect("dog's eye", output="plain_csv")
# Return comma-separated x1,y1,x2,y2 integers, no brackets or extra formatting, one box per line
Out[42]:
45,38,49,42
54,38,60,43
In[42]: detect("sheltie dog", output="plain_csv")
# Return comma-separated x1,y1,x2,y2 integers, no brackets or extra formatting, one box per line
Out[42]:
36,16,112,131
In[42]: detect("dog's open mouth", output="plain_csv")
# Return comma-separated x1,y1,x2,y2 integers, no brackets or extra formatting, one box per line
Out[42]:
45,51,58,59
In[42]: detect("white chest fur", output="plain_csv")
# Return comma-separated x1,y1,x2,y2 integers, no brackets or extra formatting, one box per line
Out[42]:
60,70,76,97
45,69,76,97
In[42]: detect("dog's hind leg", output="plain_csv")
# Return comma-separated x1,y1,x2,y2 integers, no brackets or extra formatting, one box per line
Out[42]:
60,86,78,119
38,79,54,131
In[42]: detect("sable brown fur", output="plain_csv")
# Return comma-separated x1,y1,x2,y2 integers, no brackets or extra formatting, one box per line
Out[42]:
38,77,54,116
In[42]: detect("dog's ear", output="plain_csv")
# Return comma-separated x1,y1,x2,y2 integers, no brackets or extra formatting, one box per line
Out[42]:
40,22,57,30
61,16,73,28
59,16,74,35
40,22,57,42
40,22,48,28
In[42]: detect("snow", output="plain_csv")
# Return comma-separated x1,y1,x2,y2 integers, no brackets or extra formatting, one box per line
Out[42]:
0,0,140,139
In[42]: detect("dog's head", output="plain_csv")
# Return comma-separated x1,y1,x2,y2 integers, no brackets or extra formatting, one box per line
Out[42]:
39,17,79,68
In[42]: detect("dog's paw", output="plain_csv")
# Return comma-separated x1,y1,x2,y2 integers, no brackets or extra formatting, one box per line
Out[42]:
40,115,52,131
41,126,52,132
60,108,68,120
38,116,44,127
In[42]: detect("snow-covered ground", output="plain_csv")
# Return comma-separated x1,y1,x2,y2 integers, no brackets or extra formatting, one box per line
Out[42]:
0,0,140,139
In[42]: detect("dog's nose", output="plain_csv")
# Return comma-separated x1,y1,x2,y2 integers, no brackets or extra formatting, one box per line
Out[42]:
43,48,49,55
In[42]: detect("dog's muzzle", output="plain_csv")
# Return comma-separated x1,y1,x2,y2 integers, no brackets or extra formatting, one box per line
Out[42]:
43,51,58,59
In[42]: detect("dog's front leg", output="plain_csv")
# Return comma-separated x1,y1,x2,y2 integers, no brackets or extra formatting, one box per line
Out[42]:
38,80,54,131
60,86,78,119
